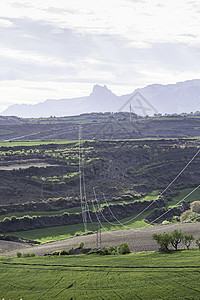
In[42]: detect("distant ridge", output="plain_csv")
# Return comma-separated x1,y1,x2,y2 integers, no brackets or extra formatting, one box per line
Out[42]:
1,80,200,118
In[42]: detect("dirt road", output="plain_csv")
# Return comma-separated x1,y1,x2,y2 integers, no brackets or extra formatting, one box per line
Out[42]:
1,222,199,257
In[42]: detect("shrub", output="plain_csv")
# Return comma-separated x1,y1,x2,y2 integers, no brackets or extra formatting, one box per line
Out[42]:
81,248,91,254
117,243,130,255
78,242,85,249
172,216,180,223
161,220,170,225
86,231,94,235
22,253,36,258
51,251,61,256
152,233,172,252
190,201,200,213
60,250,69,256
17,252,22,258
107,245,117,254
195,238,200,249
183,234,194,249
180,210,192,222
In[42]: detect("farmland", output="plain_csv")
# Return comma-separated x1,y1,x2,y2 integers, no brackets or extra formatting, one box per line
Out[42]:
0,114,199,299
0,249,200,299
0,137,199,240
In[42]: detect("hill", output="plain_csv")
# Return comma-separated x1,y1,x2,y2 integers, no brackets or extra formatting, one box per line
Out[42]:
0,113,200,141
1,79,200,117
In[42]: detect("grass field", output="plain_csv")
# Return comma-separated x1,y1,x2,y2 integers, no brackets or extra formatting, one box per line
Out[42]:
0,249,199,299
0,140,79,147
0,207,82,222
168,187,200,207
8,211,152,243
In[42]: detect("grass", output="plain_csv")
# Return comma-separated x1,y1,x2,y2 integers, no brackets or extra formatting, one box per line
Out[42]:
97,190,160,208
168,187,200,208
0,189,159,221
8,211,152,243
0,207,82,221
0,249,199,299
0,140,79,147
0,129,13,136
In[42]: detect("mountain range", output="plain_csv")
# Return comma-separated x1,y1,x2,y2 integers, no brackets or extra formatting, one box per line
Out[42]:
1,79,200,118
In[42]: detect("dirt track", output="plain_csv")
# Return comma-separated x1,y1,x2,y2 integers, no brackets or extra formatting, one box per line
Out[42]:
1,222,199,257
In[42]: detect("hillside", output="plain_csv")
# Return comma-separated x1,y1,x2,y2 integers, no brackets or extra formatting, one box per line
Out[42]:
0,113,200,141
2,79,200,117
0,138,199,236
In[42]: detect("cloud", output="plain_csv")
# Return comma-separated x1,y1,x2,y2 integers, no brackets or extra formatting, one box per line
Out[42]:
0,0,199,108
0,18,15,27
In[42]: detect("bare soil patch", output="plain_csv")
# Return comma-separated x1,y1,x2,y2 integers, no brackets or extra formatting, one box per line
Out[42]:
1,222,199,257
0,159,58,170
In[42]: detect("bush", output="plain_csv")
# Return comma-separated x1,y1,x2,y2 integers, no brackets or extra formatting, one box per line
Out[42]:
117,243,130,255
60,250,69,255
17,252,22,258
195,238,200,249
78,242,85,249
22,253,36,258
190,201,200,213
161,220,170,225
172,216,180,223
107,245,117,254
180,210,192,222
51,251,61,256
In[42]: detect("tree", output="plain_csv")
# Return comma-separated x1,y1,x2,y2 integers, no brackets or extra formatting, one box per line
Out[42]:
195,238,200,249
117,243,130,254
152,233,171,252
183,234,194,249
171,230,183,250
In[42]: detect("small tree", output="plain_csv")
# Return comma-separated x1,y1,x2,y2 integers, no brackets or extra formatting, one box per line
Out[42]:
195,238,200,249
152,233,171,252
183,234,194,249
171,230,183,250
17,251,22,258
78,242,85,249
117,243,130,254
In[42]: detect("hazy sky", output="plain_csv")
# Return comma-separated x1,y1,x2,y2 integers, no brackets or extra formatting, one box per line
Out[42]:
0,0,200,112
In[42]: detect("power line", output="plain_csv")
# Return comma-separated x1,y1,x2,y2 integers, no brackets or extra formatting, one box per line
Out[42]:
91,183,200,237
94,148,200,227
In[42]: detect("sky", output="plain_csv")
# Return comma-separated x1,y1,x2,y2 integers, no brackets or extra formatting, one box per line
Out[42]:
0,0,200,112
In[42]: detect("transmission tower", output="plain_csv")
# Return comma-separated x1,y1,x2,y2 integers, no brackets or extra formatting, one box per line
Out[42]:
93,187,102,249
78,125,87,233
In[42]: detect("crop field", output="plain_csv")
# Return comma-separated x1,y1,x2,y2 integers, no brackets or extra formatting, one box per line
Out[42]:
0,140,79,147
0,207,82,222
168,188,200,207
0,249,199,299
8,211,152,243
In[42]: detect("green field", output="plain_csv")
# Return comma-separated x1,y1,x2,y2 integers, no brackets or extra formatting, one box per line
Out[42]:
0,249,199,299
168,187,200,207
0,140,79,147
8,212,152,243
0,207,82,222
